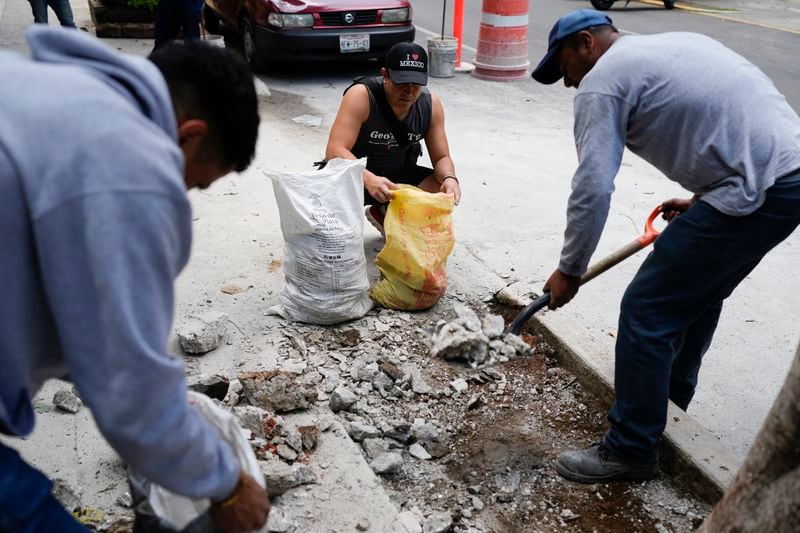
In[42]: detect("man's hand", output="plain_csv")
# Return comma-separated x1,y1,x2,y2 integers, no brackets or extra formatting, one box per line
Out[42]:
211,472,270,533
364,172,397,204
660,196,696,222
440,177,461,205
543,269,581,309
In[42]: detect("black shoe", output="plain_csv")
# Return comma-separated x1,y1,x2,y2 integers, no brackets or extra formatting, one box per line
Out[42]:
555,443,659,483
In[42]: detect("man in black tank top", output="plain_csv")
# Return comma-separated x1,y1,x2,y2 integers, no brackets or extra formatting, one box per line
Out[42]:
326,42,460,236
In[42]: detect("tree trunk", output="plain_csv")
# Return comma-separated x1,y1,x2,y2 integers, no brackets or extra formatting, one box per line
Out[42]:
698,344,800,532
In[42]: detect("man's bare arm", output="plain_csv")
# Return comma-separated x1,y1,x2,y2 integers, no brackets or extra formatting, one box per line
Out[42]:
325,84,396,203
425,94,460,204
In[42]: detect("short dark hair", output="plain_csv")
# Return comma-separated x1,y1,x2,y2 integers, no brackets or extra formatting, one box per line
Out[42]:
561,24,618,51
149,41,259,172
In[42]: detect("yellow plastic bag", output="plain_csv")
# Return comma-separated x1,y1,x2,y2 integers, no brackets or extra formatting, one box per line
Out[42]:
370,185,455,310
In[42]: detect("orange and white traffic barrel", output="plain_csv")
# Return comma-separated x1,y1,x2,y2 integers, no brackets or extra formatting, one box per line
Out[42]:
472,0,530,81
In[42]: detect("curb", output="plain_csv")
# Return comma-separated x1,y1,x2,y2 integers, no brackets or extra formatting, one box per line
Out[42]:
496,281,737,502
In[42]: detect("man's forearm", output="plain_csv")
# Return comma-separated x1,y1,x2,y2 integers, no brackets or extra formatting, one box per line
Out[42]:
432,156,456,183
325,145,358,161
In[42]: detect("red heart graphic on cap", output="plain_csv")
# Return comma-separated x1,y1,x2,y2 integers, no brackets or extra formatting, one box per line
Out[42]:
411,53,420,61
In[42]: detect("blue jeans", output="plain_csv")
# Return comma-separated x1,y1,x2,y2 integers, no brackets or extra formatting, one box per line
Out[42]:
0,442,88,532
153,0,201,50
28,0,76,27
603,171,800,464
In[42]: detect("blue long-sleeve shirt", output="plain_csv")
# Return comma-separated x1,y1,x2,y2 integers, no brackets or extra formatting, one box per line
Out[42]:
561,32,800,276
0,27,238,501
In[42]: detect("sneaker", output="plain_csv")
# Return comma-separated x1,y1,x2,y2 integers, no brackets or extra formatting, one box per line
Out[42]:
365,204,386,237
555,443,659,483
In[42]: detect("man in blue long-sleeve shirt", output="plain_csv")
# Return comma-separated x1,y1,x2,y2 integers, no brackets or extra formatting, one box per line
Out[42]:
532,10,800,482
0,27,269,530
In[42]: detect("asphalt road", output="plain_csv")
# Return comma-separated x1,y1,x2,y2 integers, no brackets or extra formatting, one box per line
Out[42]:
412,0,800,111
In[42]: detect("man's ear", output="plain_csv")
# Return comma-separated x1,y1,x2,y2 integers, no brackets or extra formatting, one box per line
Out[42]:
578,30,594,52
177,119,209,148
380,67,389,82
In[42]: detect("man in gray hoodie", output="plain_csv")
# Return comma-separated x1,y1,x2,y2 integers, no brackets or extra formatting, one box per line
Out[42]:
0,27,268,530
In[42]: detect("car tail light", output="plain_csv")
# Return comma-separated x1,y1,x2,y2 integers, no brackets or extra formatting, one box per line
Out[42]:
381,7,410,23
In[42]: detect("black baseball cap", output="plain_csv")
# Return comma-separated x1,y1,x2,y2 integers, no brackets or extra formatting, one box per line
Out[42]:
385,42,428,86
532,9,613,84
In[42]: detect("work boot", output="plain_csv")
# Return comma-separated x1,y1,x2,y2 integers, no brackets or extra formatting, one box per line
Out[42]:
365,204,386,237
555,443,659,483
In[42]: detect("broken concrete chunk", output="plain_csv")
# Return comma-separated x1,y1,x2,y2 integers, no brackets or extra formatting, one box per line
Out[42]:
411,419,441,443
284,427,303,452
371,371,394,393
276,443,298,462
481,314,505,339
329,386,358,413
266,507,293,532
430,321,489,365
281,359,307,375
378,360,404,381
232,405,269,439
348,421,380,442
53,389,82,414
449,378,469,394
288,335,307,357
362,438,391,460
504,334,533,357
356,518,371,531
398,511,422,533
471,496,484,511
297,425,320,451
423,512,453,533
176,311,227,354
425,441,450,459
408,443,432,460
406,365,433,395
187,373,230,401
370,451,403,475
259,460,317,496
224,378,243,406
356,362,380,382
453,302,482,332
239,371,318,413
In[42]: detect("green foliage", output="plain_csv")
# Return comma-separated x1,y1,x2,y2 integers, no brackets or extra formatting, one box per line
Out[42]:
124,0,159,11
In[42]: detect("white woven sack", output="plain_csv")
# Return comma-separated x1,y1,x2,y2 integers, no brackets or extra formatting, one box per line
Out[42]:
264,158,373,325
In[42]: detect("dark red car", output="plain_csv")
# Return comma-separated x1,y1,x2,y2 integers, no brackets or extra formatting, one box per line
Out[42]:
203,0,415,71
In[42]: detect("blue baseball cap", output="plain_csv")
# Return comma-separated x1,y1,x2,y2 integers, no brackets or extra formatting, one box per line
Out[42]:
531,9,613,84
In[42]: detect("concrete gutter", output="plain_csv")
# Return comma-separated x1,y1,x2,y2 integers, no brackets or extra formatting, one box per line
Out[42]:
496,281,737,502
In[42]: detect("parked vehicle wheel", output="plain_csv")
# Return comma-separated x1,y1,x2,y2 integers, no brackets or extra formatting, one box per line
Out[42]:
241,18,269,72
202,5,221,34
590,0,615,9
663,0,675,9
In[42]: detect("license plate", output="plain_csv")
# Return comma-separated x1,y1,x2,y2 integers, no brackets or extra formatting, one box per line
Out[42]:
340,34,370,53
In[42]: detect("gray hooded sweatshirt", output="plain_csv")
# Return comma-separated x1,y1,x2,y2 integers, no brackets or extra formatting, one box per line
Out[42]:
0,27,238,501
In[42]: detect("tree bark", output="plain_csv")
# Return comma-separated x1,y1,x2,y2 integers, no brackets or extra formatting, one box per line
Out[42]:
698,344,800,532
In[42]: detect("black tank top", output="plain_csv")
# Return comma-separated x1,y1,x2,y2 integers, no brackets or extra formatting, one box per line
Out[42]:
350,76,432,177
